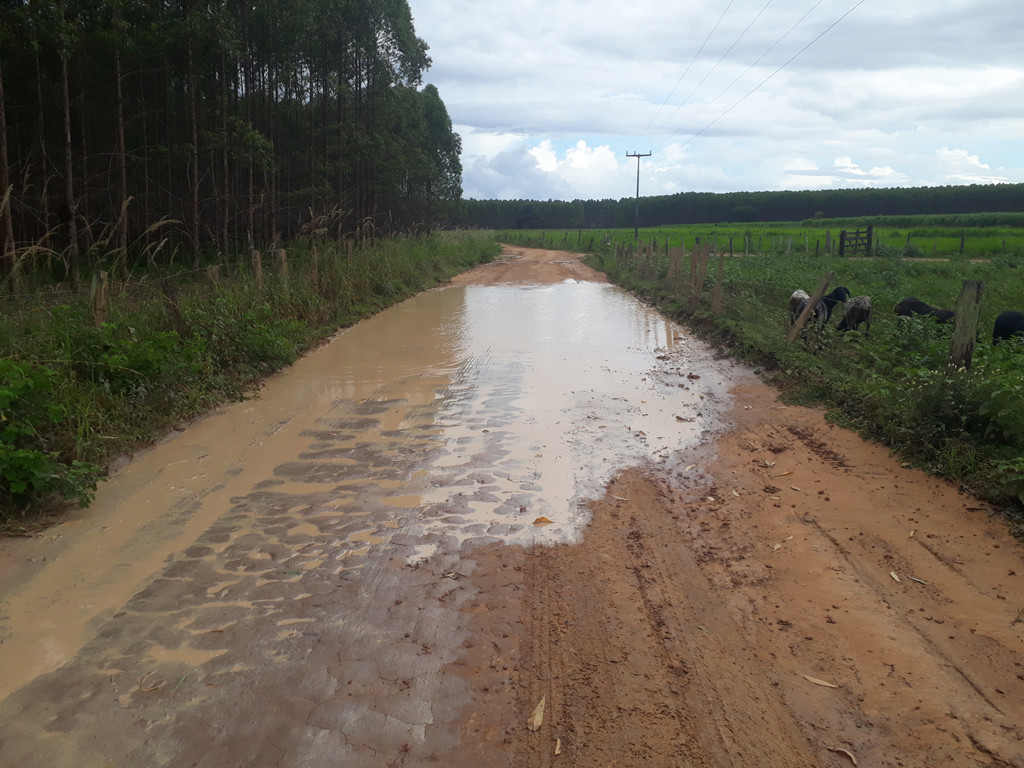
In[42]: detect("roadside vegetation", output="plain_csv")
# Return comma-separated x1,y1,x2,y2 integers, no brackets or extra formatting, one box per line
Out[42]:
0,233,499,527
508,220,1024,530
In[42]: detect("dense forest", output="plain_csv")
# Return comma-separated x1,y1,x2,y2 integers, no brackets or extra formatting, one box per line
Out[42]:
459,183,1024,231
0,0,463,288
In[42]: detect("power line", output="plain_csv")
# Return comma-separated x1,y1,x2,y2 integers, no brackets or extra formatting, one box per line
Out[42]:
645,0,777,144
631,0,736,149
652,0,867,168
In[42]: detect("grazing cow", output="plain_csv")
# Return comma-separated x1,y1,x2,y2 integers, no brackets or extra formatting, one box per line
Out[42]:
992,310,1024,345
789,289,810,325
895,296,955,324
795,297,829,329
838,295,873,335
822,286,851,324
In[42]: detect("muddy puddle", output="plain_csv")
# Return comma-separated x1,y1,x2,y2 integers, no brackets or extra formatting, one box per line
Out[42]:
0,277,739,743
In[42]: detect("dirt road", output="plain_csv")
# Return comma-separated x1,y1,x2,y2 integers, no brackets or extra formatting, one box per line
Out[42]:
2,246,1023,767
447,249,1024,767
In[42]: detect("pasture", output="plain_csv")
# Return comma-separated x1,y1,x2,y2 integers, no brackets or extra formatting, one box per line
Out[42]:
503,223,1024,521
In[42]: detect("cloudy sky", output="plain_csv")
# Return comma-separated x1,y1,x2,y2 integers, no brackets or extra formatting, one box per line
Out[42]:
407,0,1024,202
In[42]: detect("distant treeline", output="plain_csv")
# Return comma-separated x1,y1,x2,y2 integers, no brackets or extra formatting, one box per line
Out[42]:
458,183,1024,230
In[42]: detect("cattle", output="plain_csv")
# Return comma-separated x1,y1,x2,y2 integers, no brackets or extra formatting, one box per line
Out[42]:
795,297,829,329
837,295,873,335
894,297,954,324
789,290,810,325
992,310,1024,345
822,286,851,324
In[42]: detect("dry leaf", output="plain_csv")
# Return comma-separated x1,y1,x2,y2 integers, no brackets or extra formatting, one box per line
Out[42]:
908,576,928,585
773,470,793,477
791,485,801,492
802,674,839,689
772,543,782,551
528,696,546,731
685,464,696,471
890,571,901,583
828,746,858,765
769,495,780,500
611,495,630,501
554,737,562,756
909,529,916,538
763,460,776,468
732,490,741,497
533,516,554,527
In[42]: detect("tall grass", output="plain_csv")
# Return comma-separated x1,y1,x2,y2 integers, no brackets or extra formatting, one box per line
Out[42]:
0,232,500,523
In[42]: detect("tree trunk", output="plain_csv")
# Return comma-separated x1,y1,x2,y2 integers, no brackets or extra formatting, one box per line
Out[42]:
0,59,19,293
220,47,229,253
113,31,130,279
60,52,80,287
187,32,201,267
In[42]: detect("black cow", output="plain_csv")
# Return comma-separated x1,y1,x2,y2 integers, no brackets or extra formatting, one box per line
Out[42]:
822,286,851,324
895,297,954,324
992,310,1024,345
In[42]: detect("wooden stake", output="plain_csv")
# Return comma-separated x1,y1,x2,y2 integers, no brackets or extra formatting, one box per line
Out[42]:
948,280,984,369
787,272,835,342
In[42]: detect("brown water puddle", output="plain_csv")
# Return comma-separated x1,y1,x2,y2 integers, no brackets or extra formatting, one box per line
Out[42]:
0,264,745,765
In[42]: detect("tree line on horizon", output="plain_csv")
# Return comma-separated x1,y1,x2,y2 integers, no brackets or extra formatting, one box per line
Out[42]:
0,0,463,289
458,183,1024,231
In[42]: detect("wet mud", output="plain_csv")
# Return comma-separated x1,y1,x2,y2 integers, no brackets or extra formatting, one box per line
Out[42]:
2,246,1022,767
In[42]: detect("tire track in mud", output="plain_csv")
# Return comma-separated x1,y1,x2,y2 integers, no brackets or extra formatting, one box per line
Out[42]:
512,470,818,767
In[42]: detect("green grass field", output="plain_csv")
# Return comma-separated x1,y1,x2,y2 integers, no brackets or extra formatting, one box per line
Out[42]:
502,221,1024,527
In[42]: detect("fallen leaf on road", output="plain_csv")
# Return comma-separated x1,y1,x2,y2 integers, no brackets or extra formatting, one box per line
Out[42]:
909,529,916,538
554,737,561,755
528,697,546,731
802,675,839,689
791,486,801,491
908,576,928,585
611,495,630,501
828,746,858,765
533,517,554,526
732,490,741,497
773,470,793,477
890,571,901,583
685,464,696,471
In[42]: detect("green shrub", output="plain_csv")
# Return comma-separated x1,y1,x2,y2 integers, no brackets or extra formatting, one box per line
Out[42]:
0,360,101,515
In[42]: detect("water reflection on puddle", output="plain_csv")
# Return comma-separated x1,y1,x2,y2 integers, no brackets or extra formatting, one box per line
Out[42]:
0,276,738,703
294,280,731,548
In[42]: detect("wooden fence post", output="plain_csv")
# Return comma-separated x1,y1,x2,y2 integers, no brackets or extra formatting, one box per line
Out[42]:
92,270,109,327
277,248,288,282
251,249,263,291
160,276,187,337
787,272,834,343
691,242,711,310
711,251,725,315
948,280,984,368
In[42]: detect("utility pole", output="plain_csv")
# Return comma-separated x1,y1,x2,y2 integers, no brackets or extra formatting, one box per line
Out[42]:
626,151,651,240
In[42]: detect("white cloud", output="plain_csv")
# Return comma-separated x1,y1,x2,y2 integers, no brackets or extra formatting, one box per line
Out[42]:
411,0,1024,200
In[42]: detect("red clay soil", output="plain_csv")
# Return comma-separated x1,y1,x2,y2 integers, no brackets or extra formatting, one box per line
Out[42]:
1,246,1022,767
446,246,1024,767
